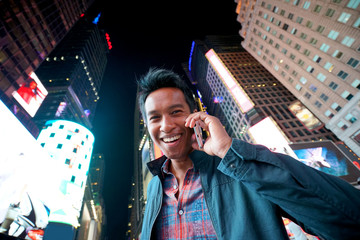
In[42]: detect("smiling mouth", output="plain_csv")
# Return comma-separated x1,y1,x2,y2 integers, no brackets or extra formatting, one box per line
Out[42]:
162,134,181,143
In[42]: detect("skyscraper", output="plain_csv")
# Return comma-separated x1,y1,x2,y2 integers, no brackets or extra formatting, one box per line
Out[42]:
188,35,340,144
235,0,360,156
0,0,95,136
33,14,109,130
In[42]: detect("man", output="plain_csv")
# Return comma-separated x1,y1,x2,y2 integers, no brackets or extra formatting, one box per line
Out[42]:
138,68,360,240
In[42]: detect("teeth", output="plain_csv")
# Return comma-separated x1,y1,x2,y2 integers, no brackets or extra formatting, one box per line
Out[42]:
163,135,181,143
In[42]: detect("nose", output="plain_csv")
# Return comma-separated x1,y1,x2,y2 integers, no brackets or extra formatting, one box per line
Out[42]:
160,115,175,133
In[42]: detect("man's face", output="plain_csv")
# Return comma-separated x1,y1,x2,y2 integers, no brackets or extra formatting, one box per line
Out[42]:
144,87,193,161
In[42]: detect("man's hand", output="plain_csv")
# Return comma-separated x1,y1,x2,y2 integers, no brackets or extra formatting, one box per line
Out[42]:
185,112,232,158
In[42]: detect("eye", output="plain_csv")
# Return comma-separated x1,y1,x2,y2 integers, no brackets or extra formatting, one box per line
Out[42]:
171,110,182,115
149,115,160,121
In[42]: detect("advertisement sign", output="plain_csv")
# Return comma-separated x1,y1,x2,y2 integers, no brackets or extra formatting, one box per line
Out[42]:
288,101,323,131
0,100,61,239
290,141,360,184
12,72,48,117
248,117,298,158
205,49,254,113
37,120,95,227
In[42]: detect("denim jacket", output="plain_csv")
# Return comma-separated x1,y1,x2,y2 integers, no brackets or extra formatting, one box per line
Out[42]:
141,139,360,240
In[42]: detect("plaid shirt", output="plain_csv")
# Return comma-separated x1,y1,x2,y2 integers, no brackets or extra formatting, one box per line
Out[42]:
154,159,217,239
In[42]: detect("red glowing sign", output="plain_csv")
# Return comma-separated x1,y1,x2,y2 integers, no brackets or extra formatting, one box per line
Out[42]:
105,33,112,50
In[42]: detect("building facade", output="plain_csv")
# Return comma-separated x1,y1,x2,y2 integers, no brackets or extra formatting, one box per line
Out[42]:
235,0,360,155
33,15,109,130
0,0,95,136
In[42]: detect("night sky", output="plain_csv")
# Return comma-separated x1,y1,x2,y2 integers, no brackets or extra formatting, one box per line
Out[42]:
91,1,240,238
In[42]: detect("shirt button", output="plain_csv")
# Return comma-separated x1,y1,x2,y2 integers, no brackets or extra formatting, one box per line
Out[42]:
173,185,177,190
178,209,184,215
187,180,190,184
230,164,236,168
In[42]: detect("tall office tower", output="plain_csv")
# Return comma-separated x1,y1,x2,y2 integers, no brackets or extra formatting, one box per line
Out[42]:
188,36,360,186
33,14,109,130
235,0,360,156
188,36,339,144
0,0,95,136
77,153,106,240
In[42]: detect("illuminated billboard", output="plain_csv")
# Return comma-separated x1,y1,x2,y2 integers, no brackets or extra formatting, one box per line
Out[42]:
12,72,48,117
37,120,95,227
288,101,323,131
205,49,254,113
248,117,298,158
290,141,360,184
0,100,62,239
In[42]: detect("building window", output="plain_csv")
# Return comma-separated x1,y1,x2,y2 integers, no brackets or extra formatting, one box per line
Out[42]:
71,176,76,183
317,73,327,82
341,36,355,47
303,1,311,9
332,50,343,59
298,59,305,66
57,144,63,149
314,101,322,108
337,70,349,80
306,21,313,28
296,17,303,24
324,62,334,72
347,58,359,68
314,5,322,13
345,113,357,123
306,65,314,73
316,25,325,33
286,38,292,45
290,54,296,60
320,43,330,52
347,0,360,9
303,49,311,56
331,102,342,112
291,28,297,35
309,38,318,45
273,6,279,13
309,84,317,92
300,76,307,84
327,30,339,40
50,133,55,137
59,125,64,129
325,110,334,119
305,92,312,99
353,17,360,28
337,12,351,24
65,159,71,165
351,79,360,89
283,24,289,31
66,135,71,140
329,81,339,90
295,43,301,50
341,91,354,101
300,33,308,40
295,84,302,91
320,93,329,102
313,55,322,63
294,0,300,6
288,13,294,19
325,8,335,17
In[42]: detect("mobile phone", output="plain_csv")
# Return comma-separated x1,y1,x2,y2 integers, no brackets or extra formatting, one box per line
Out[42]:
193,121,204,149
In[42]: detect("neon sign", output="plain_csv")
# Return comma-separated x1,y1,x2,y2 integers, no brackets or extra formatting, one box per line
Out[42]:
205,49,254,113
105,33,112,50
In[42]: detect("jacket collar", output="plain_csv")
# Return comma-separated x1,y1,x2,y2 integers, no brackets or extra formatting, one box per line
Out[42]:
147,150,210,177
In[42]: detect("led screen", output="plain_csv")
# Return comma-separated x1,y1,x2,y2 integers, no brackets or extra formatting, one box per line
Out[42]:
0,100,62,239
12,72,48,117
37,120,95,227
288,100,323,131
290,141,360,184
205,49,254,113
248,117,298,158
